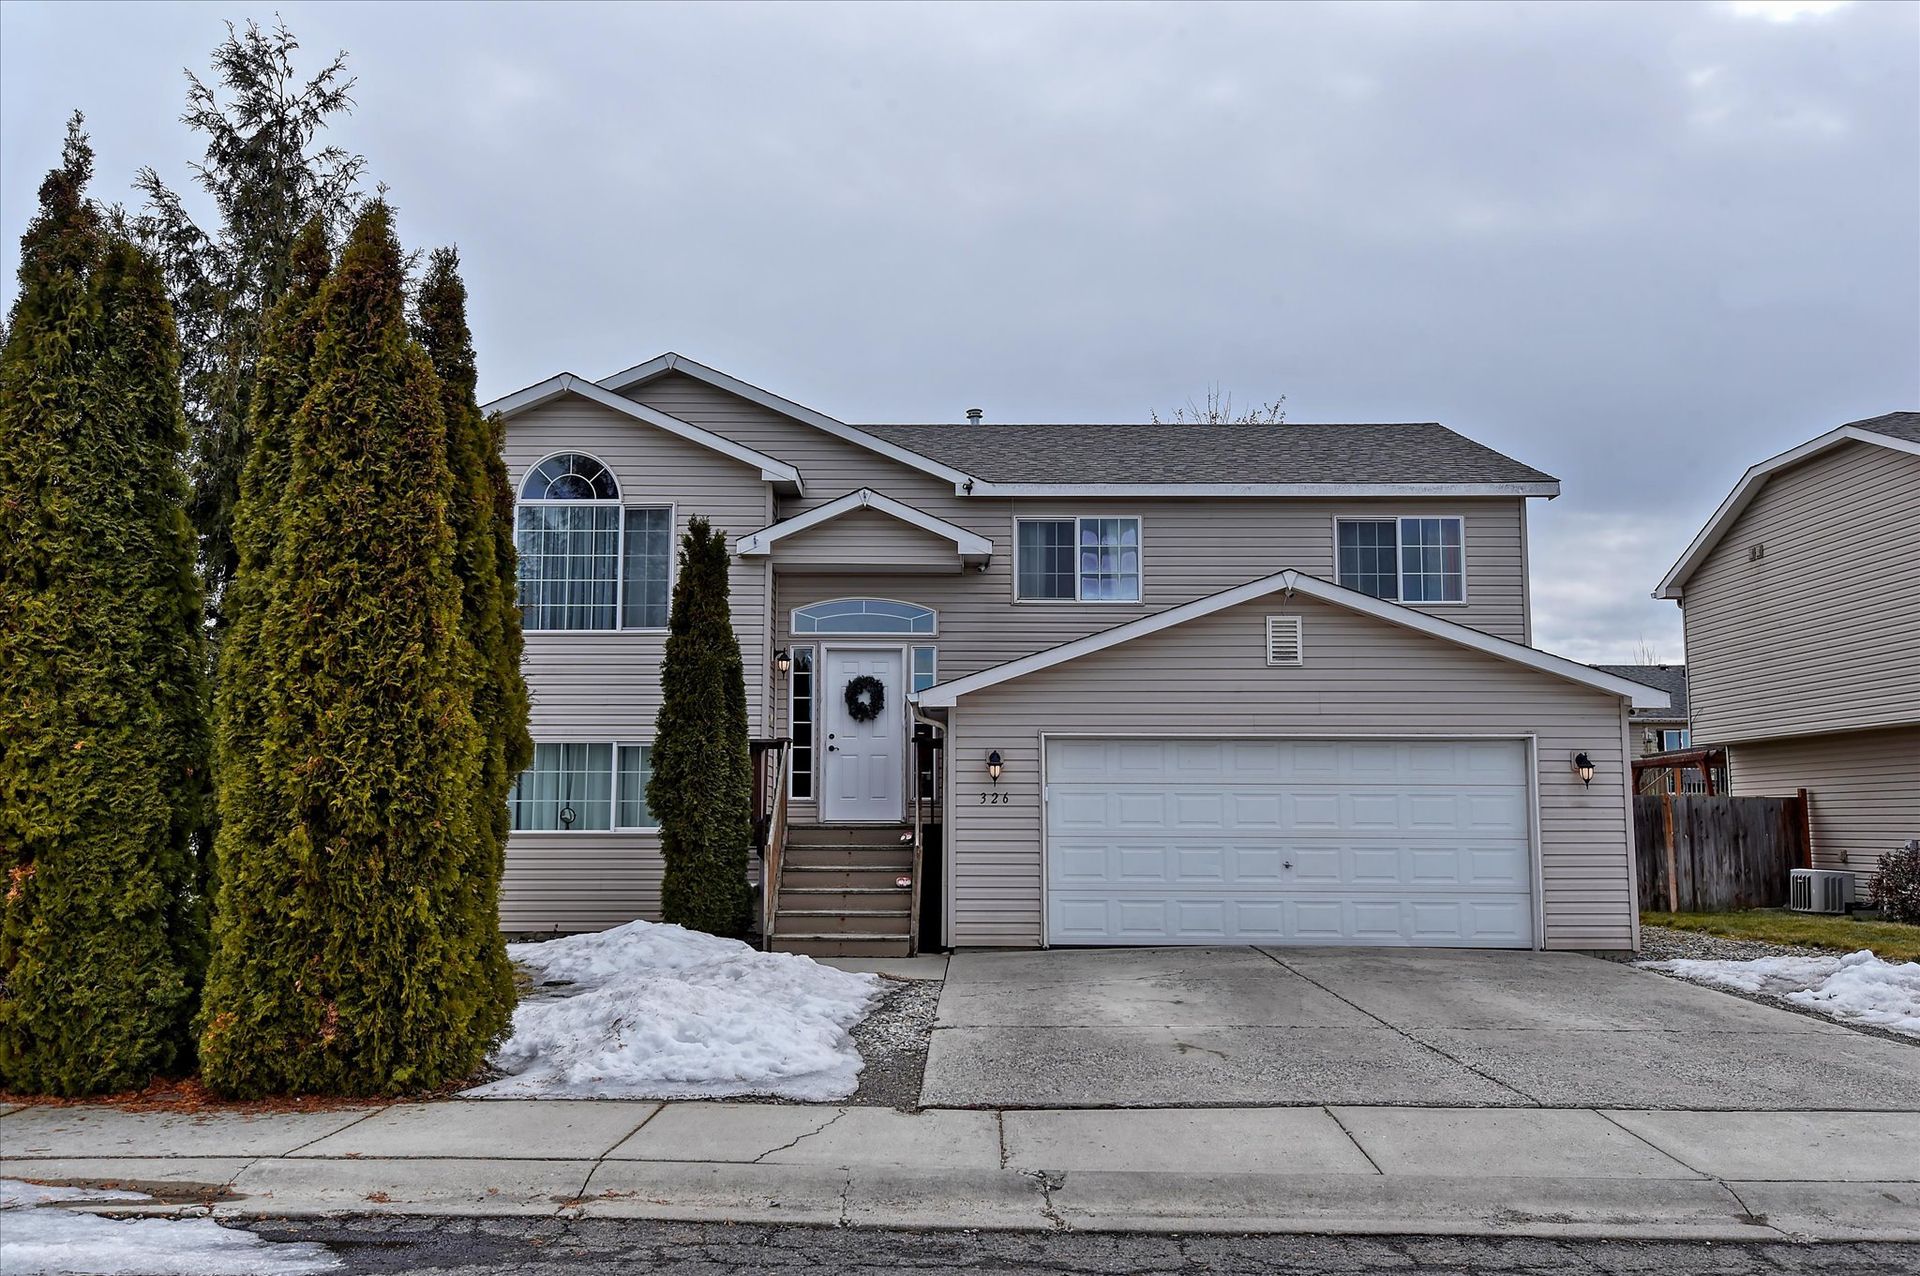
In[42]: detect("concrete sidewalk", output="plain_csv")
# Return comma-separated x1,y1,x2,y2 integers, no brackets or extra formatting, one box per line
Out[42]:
3,1100,1917,1241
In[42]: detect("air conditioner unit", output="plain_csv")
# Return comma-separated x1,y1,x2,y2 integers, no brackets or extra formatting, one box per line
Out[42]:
1789,869,1854,914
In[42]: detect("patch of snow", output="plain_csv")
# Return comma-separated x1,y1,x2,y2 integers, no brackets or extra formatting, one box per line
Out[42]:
1641,949,1920,1037
465,919,882,1101
0,1182,147,1209
0,1180,337,1275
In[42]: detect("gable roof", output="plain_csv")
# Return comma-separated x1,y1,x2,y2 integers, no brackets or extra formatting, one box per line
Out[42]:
863,422,1559,494
1591,664,1689,722
595,353,976,489
914,569,1669,709
1656,411,1920,599
591,352,1557,497
738,488,993,564
484,373,804,494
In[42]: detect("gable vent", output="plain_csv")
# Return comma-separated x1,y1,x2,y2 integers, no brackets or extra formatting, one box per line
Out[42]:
1266,615,1304,666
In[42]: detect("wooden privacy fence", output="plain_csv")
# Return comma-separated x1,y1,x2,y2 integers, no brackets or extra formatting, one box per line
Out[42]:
1635,792,1809,913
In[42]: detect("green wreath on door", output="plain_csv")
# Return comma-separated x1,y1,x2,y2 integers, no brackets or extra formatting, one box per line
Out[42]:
843,674,886,722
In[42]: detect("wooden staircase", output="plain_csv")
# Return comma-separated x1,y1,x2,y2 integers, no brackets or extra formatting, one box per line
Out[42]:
769,823,916,957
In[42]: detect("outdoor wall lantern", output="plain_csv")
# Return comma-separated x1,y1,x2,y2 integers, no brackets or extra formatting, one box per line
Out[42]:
986,750,1004,784
1572,752,1595,788
773,649,791,676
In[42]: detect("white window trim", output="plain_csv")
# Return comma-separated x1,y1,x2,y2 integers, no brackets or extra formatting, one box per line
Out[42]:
616,502,676,634
910,644,938,692
788,645,817,802
508,740,659,834
789,597,939,637
1660,728,1691,751
1332,513,1470,607
514,451,675,635
1012,513,1147,605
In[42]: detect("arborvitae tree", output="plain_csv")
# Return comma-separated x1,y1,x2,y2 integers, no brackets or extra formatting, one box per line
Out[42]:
0,117,209,1094
415,247,526,1043
137,19,364,631
198,216,331,1072
648,517,754,939
198,203,492,1097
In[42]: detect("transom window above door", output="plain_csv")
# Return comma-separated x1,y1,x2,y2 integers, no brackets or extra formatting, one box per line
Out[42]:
791,598,937,635
1016,516,1141,602
1336,516,1465,603
514,452,672,631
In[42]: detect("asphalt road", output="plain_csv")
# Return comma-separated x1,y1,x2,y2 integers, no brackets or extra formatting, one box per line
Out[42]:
238,1216,1920,1275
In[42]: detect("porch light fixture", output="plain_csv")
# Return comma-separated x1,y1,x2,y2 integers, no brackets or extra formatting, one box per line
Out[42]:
773,649,791,676
986,750,1003,784
1572,752,1595,788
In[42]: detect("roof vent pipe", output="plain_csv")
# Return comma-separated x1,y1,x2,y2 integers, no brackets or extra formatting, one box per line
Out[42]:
965,407,984,424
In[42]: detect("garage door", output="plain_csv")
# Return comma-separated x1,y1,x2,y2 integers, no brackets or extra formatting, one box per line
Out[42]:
1045,737,1535,947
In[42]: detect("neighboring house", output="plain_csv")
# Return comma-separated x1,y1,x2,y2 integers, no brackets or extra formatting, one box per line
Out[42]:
1591,664,1691,758
1657,411,1920,890
486,354,1665,955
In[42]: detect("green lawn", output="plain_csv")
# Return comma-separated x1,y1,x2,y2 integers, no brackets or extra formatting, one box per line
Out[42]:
1642,909,1920,962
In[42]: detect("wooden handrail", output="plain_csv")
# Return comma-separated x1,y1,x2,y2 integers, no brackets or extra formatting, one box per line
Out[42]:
750,737,792,951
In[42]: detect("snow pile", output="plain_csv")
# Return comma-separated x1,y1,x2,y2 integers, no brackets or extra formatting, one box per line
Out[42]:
465,919,882,1100
1642,949,1920,1036
0,1180,337,1275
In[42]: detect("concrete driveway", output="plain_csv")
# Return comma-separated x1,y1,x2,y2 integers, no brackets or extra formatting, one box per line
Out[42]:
918,947,1920,1109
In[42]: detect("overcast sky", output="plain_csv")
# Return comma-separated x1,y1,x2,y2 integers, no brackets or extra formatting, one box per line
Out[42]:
4,0,1915,662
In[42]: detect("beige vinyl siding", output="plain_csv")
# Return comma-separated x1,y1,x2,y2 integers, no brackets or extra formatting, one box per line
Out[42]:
940,592,1634,951
1683,441,1920,745
627,373,1531,645
769,507,963,572
500,395,774,932
1727,725,1920,882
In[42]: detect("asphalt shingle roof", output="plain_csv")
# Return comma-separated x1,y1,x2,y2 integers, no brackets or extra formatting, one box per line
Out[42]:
1592,664,1689,721
1847,410,1920,445
857,421,1556,486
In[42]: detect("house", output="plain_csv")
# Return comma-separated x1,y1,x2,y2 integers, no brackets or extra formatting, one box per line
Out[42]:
1656,411,1920,891
1591,664,1691,757
486,354,1666,955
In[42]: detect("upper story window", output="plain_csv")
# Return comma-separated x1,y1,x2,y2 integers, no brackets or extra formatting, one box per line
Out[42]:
515,452,672,631
1336,516,1464,603
1016,516,1141,602
792,598,936,635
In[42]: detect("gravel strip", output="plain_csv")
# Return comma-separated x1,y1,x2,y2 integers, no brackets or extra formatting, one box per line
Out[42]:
847,975,941,1109
1633,924,1827,963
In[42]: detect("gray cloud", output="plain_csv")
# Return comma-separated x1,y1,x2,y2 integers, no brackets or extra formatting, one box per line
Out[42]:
4,0,1914,661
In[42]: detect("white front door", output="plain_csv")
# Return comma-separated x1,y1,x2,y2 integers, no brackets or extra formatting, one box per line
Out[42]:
821,647,905,823
1045,737,1535,947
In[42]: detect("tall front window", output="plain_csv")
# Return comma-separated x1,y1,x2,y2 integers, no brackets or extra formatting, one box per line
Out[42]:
514,452,672,631
1336,516,1465,603
1016,516,1141,602
789,647,815,799
508,742,657,831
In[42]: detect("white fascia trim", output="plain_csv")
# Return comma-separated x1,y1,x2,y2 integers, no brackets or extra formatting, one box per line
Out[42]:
737,487,993,560
1656,424,1920,599
965,480,1561,498
913,568,1669,710
484,373,805,493
594,352,977,490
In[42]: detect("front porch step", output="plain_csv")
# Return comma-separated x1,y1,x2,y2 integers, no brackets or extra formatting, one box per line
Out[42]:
784,823,916,849
779,886,912,911
780,864,915,890
774,934,913,958
774,909,911,936
783,846,914,871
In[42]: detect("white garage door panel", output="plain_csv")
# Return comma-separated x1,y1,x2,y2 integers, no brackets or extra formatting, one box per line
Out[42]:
1045,738,1535,948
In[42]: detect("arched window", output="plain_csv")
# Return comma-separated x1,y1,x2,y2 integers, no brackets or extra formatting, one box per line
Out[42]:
521,452,619,501
791,598,937,635
515,452,645,631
